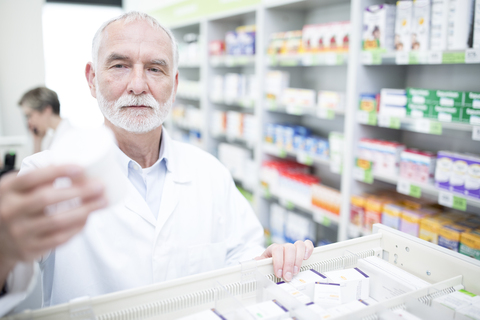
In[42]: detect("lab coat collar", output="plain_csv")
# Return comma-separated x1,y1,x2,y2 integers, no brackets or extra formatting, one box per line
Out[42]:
115,126,192,228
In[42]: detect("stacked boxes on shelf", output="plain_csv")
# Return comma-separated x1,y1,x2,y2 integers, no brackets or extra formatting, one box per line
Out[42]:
435,151,480,199
210,24,256,57
358,138,405,177
171,104,203,130
266,22,351,56
350,192,480,260
265,70,345,113
363,1,477,52
361,88,480,125
176,80,201,99
265,124,329,161
210,73,257,105
212,110,256,144
218,143,256,189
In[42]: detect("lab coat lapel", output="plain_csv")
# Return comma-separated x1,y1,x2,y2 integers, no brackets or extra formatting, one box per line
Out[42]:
124,183,156,226
155,169,180,235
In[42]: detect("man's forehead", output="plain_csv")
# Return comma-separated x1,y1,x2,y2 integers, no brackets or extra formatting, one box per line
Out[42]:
102,20,170,46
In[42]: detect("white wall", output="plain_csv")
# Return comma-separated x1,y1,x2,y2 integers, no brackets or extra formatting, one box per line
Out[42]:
0,0,46,137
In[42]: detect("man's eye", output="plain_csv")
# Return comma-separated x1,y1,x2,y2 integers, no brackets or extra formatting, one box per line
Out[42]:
150,68,160,72
113,64,124,68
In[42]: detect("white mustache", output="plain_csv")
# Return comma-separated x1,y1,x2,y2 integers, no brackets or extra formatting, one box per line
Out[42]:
114,94,160,109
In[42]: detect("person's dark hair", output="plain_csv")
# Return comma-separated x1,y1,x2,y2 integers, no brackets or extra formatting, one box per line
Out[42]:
18,87,60,115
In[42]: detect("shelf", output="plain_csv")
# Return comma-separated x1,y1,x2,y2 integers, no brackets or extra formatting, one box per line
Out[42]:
264,192,340,227
263,143,331,167
267,104,344,119
372,173,480,211
357,113,479,137
209,55,255,67
267,52,348,67
176,93,201,101
172,121,201,132
211,97,255,109
212,133,255,149
361,49,480,66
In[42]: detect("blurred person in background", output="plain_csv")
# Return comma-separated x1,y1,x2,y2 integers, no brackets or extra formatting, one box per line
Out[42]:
18,87,73,153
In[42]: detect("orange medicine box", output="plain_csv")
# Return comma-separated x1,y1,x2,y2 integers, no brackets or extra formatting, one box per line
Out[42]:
350,194,369,228
365,196,393,233
419,214,460,244
459,230,480,260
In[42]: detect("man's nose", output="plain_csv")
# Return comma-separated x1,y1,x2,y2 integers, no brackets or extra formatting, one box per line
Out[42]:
127,66,148,95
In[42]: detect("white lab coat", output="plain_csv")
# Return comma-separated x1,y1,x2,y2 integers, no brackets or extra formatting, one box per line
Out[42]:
1,129,265,315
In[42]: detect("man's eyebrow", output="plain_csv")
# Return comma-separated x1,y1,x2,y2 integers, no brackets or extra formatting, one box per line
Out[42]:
106,53,130,63
150,59,168,66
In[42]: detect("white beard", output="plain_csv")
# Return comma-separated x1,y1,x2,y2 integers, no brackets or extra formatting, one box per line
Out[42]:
96,84,174,134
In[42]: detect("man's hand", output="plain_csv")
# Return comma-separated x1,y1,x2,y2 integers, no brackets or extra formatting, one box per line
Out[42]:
0,165,107,285
255,240,314,281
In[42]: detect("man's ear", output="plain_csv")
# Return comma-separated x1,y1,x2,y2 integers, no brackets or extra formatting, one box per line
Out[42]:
85,62,97,98
172,70,179,104
42,105,53,116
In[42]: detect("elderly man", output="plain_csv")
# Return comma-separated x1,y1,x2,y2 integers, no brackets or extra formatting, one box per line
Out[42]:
0,12,313,315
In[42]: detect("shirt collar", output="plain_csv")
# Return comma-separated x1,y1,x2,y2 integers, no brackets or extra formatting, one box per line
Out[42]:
114,127,173,175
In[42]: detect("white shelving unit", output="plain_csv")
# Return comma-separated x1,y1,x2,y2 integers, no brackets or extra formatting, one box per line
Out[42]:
164,0,480,245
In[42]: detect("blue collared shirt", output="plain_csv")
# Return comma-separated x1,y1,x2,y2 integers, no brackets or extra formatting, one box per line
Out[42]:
115,130,169,220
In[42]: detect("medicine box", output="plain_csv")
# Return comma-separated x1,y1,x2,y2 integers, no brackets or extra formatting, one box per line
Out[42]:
400,207,438,237
379,88,407,117
438,223,472,251
350,194,368,228
245,300,289,320
395,1,413,51
318,91,345,111
455,303,480,320
475,0,480,48
419,214,459,244
359,93,380,113
412,0,431,51
178,308,226,320
459,230,480,260
312,184,341,215
432,290,479,316
382,203,404,230
435,151,455,191
323,268,370,301
430,0,450,51
447,0,475,50
357,256,430,302
400,149,437,184
363,4,397,51
289,269,327,295
277,282,312,304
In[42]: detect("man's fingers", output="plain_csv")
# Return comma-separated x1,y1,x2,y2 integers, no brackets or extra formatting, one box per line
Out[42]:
304,240,314,260
20,180,104,217
293,240,306,276
271,244,284,279
10,165,84,192
282,243,296,281
33,196,107,237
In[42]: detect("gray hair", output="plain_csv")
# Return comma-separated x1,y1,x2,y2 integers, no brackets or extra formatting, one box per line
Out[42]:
18,87,60,115
91,11,178,72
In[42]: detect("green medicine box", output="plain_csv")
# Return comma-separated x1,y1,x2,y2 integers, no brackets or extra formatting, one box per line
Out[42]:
431,104,462,122
464,91,480,109
406,103,433,118
433,90,464,107
407,88,436,105
461,107,480,125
